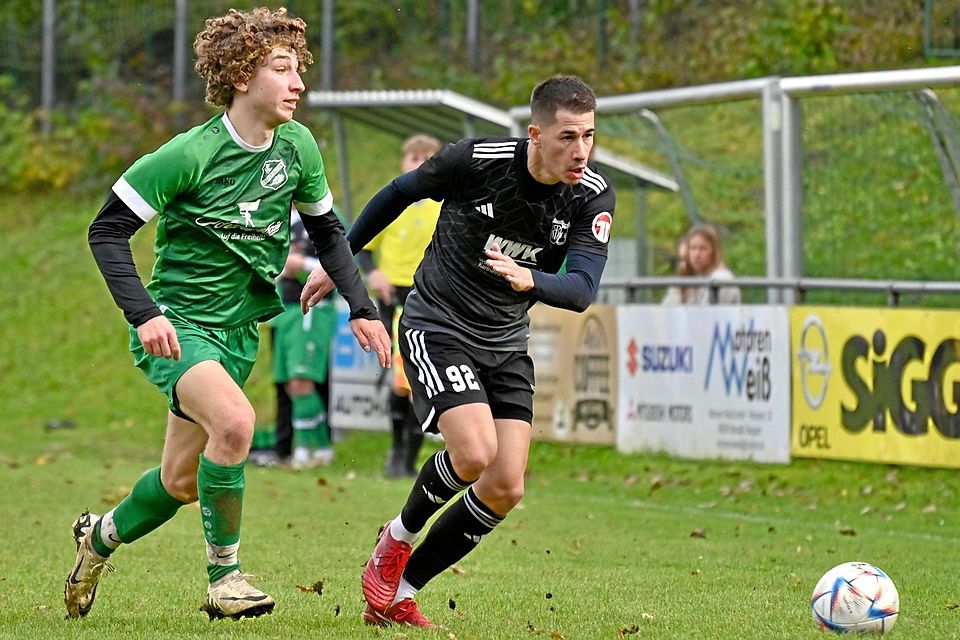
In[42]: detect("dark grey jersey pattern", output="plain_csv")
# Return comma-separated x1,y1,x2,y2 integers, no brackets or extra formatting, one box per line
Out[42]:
403,136,616,350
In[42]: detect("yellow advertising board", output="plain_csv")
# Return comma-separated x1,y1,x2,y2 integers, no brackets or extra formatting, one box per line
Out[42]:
791,306,960,467
528,304,618,445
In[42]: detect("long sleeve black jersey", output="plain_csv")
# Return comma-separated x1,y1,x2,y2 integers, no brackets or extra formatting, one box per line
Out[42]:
351,136,616,350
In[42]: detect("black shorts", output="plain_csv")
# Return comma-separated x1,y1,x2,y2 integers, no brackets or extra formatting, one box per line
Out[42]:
398,321,535,433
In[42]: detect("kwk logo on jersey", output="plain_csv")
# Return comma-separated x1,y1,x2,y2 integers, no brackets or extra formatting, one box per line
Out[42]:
261,159,288,190
550,217,570,245
591,212,612,243
484,234,543,264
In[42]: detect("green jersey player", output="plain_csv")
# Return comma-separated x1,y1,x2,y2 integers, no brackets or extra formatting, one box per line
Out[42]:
65,7,390,621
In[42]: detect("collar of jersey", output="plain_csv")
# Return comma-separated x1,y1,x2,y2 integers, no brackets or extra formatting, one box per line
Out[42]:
221,113,274,152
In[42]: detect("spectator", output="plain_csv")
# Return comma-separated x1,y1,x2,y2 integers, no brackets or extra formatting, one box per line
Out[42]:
668,223,741,304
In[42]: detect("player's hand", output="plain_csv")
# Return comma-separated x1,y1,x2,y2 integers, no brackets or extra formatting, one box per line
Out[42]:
349,317,392,368
485,243,534,292
300,265,335,313
367,268,395,304
137,315,181,360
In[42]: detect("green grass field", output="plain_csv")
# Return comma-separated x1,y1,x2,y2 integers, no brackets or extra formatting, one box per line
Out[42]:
4,421,960,639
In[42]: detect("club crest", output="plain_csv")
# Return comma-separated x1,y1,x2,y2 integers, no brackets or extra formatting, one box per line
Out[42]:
550,217,570,245
261,159,288,190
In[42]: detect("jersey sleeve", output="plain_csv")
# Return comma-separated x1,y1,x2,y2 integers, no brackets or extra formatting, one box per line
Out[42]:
292,131,333,216
115,137,202,221
568,168,616,257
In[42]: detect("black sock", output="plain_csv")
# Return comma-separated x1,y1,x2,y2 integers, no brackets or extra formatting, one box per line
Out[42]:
400,450,471,532
403,487,504,589
403,404,424,472
390,393,408,449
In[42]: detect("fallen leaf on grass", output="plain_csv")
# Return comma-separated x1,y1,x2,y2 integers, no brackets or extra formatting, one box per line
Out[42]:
449,564,466,576
923,503,937,513
649,475,664,492
617,624,641,638
690,528,706,538
839,528,857,536
296,580,324,596
946,603,959,610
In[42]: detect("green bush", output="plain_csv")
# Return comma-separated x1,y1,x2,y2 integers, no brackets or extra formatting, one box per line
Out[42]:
0,75,85,191
0,72,209,194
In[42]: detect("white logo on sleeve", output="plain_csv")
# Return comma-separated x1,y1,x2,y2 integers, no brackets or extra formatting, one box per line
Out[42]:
475,202,493,218
591,212,612,243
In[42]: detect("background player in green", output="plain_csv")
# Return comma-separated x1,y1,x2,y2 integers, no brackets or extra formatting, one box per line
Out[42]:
273,209,338,469
65,7,390,620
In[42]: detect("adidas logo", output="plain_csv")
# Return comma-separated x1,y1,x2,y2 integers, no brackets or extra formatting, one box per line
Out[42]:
423,488,446,504
475,202,493,218
463,532,484,543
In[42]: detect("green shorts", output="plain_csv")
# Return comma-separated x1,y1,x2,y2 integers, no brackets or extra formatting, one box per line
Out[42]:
271,300,336,384
129,307,260,419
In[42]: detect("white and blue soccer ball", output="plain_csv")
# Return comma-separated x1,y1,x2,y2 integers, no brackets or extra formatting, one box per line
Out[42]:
811,561,899,634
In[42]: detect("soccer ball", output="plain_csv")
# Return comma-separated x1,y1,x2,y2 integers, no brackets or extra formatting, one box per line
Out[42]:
810,561,899,634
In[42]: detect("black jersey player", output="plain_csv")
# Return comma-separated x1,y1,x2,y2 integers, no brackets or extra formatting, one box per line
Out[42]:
302,75,615,629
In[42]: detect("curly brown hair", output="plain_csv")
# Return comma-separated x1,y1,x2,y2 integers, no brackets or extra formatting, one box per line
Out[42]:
193,7,314,107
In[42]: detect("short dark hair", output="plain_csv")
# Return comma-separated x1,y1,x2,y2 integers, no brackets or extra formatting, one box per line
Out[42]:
529,75,596,126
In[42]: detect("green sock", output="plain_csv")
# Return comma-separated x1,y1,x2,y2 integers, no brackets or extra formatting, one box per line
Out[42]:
92,467,185,557
315,395,331,448
197,454,245,583
292,393,328,448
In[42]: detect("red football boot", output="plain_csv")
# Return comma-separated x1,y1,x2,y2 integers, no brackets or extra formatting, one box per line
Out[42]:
361,520,413,611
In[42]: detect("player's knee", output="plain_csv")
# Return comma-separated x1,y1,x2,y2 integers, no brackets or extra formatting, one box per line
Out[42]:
450,446,496,481
215,406,256,453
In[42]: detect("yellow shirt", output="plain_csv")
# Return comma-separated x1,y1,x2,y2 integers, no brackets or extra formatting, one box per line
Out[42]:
364,198,441,287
